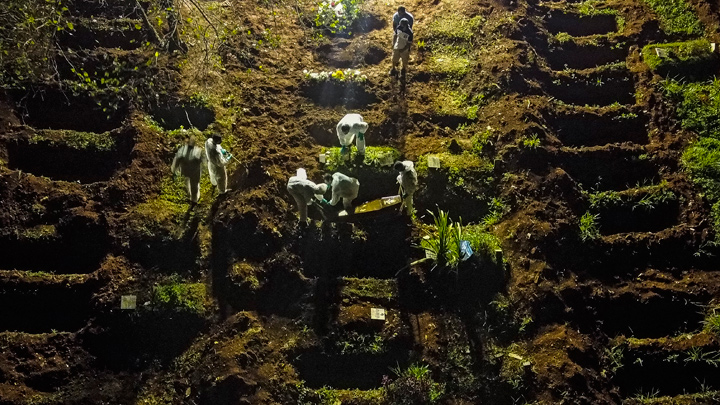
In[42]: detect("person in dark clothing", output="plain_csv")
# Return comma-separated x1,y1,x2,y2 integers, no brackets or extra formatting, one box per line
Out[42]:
390,18,413,77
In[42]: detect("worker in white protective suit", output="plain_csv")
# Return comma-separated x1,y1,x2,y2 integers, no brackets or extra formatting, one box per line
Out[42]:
171,135,205,206
287,168,328,224
336,113,369,161
394,160,418,215
324,172,360,213
205,134,231,195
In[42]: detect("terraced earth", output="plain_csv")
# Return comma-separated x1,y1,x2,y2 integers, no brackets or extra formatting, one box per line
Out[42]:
1,0,720,403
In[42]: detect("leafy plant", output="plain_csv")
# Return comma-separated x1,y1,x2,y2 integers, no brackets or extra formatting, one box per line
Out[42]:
384,363,445,405
522,134,541,149
483,198,508,226
579,211,601,241
643,40,713,71
314,0,362,34
705,308,720,336
152,276,208,314
420,210,460,269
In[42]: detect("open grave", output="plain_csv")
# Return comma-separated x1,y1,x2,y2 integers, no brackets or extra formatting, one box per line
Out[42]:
0,226,110,274
149,102,216,131
5,128,135,183
614,346,720,397
554,147,659,191
58,18,145,50
594,196,679,235
547,73,636,106
543,43,627,71
547,110,648,147
66,0,147,18
0,273,96,332
544,11,618,36
302,81,378,109
11,89,127,133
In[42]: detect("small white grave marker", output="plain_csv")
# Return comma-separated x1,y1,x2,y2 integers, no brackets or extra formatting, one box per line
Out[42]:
427,156,441,169
379,153,394,167
371,308,386,321
319,153,327,163
712,43,717,53
121,295,137,310
655,47,669,58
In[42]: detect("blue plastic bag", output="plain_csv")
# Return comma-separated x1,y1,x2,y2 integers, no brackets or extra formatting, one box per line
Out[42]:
460,240,473,261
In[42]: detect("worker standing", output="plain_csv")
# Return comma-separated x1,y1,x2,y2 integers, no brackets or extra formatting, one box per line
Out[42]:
392,6,414,31
390,18,413,78
336,113,369,161
324,172,360,213
394,160,417,215
205,134,231,195
171,135,205,207
287,168,328,224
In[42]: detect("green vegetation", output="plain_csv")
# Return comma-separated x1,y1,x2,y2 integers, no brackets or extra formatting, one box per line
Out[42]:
152,276,208,314
335,331,386,354
579,211,601,241
427,54,470,79
577,0,626,31
426,14,484,43
321,146,401,171
521,134,541,149
642,40,714,71
471,126,496,154
587,181,676,211
482,197,508,226
313,0,362,35
642,0,703,36
341,278,396,302
30,130,116,151
384,363,445,405
703,307,720,336
663,79,720,238
416,152,494,188
423,13,483,81
463,224,503,263
19,224,57,240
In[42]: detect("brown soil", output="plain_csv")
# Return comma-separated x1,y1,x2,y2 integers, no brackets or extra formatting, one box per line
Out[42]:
1,0,720,403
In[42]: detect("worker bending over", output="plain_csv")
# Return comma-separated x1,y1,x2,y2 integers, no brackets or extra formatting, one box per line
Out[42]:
336,113,369,160
171,135,205,206
287,168,328,224
394,160,417,215
205,134,231,195
324,172,360,213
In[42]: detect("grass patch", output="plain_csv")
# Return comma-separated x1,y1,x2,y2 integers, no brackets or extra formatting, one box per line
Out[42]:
384,363,445,404
320,146,401,172
416,152,494,189
19,224,57,240
340,278,396,302
642,39,714,71
152,276,208,314
642,0,703,36
30,129,116,151
426,14,484,44
579,211,600,241
427,53,470,78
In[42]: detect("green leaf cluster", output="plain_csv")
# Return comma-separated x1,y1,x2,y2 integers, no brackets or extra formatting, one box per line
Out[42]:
642,0,703,36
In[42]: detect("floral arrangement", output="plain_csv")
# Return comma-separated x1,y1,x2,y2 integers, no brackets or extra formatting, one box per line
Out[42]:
303,69,368,82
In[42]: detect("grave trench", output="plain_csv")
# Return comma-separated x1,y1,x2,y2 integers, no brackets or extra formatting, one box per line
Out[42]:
543,42,627,71
6,130,135,184
548,111,648,147
613,349,720,397
66,0,147,19
594,197,679,235
544,11,618,36
11,89,127,133
555,148,659,191
0,276,97,333
301,81,378,109
547,74,636,106
0,225,110,274
589,293,706,339
149,103,216,131
58,18,145,50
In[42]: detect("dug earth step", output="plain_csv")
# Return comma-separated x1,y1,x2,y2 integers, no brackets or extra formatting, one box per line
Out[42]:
546,71,635,106
58,18,146,51
593,195,680,235
315,38,388,68
550,145,659,191
542,41,628,71
543,10,619,37
301,80,379,109
9,88,128,133
3,127,136,184
0,271,103,333
65,0,150,19
546,108,648,147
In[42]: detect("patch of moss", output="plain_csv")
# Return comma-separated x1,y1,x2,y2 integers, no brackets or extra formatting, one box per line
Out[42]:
416,152,494,188
340,277,397,302
19,224,57,240
30,129,115,151
152,276,208,314
426,13,484,44
427,54,470,78
642,40,714,71
642,0,704,36
230,261,262,291
433,87,468,116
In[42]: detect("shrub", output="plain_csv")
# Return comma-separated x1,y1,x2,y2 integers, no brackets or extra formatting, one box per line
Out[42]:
152,276,208,314
314,0,362,34
384,363,444,405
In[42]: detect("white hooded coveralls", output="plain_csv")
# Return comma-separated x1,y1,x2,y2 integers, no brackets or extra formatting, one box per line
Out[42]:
171,143,205,203
336,113,369,155
328,172,360,212
205,138,231,194
396,160,418,214
287,169,328,223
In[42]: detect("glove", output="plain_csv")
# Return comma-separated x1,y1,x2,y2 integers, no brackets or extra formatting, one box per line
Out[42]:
320,199,330,206
357,132,364,141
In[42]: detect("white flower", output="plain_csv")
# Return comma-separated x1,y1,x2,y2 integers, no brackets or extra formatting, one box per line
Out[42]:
303,69,308,74
355,70,361,75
